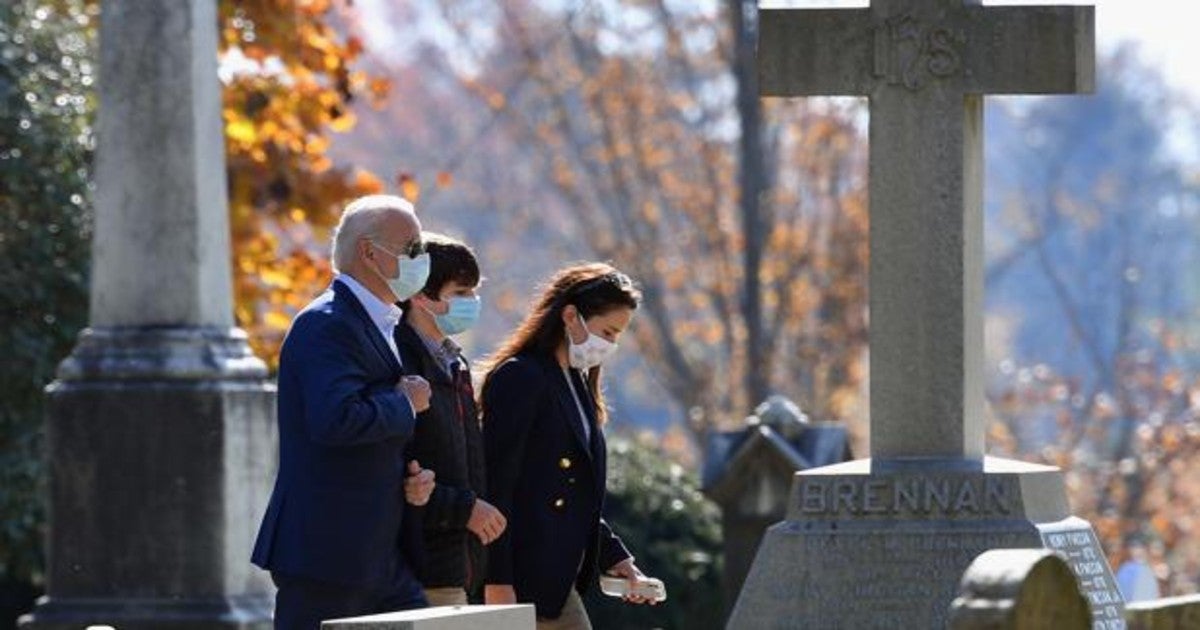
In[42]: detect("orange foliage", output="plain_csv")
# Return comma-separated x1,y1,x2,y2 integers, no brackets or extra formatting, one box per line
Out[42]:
218,0,391,367
432,1,871,436
989,357,1200,596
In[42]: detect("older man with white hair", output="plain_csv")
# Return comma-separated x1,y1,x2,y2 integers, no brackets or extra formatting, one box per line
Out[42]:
252,195,437,629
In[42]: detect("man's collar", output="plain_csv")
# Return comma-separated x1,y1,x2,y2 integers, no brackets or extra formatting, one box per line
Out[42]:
336,273,402,328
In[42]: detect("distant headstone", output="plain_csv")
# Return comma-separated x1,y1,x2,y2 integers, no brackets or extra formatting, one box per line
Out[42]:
752,395,809,441
321,605,535,630
701,397,852,612
727,1,1118,628
1125,594,1200,630
948,548,1090,629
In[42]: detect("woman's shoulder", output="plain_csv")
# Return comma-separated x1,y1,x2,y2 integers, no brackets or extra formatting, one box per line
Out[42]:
488,353,551,388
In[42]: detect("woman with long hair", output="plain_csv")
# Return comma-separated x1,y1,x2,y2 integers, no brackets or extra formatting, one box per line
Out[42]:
480,262,658,629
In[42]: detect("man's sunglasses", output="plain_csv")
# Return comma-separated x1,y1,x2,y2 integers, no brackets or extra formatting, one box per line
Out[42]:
373,238,425,259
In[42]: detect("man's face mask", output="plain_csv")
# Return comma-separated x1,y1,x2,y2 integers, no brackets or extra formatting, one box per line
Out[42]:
372,240,430,302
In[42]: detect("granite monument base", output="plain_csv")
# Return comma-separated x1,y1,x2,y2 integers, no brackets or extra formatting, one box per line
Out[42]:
728,457,1124,630
20,327,277,630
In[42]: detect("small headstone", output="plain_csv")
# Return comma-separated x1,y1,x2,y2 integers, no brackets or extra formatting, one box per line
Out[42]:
948,548,1090,630
701,397,852,610
1125,594,1200,630
321,605,535,630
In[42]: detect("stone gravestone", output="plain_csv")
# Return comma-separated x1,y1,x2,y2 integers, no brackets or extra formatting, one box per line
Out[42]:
20,1,276,628
702,396,852,608
321,605,535,630
727,1,1125,629
948,548,1090,629
1125,594,1200,630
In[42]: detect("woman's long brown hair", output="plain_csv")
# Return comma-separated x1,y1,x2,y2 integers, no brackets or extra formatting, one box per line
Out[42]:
479,262,641,424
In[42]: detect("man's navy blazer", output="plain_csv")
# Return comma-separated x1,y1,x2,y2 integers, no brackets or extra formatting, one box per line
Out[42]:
483,352,631,618
251,279,422,589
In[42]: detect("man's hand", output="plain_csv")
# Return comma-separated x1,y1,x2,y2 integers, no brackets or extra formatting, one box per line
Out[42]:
485,584,517,605
466,498,507,545
607,558,658,605
404,460,435,506
398,375,432,412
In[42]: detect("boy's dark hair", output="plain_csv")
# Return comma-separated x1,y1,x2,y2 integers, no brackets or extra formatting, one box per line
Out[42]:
419,232,480,299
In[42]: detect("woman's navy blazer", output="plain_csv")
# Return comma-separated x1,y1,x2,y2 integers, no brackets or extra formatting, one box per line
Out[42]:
483,352,631,618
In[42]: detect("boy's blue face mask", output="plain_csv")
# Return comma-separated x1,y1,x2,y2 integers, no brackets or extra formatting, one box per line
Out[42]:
433,295,481,335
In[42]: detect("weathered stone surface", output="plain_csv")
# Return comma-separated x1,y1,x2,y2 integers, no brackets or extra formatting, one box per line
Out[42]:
90,0,234,327
1125,595,1200,630
20,375,277,630
321,605,535,630
727,458,1122,629
19,1,275,628
729,2,1112,626
759,0,1094,460
948,548,1090,629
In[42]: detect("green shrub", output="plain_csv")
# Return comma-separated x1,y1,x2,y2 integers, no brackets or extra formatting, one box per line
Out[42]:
0,0,96,586
585,434,724,629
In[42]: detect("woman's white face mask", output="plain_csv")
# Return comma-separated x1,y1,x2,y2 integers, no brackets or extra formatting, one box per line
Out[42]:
567,318,618,369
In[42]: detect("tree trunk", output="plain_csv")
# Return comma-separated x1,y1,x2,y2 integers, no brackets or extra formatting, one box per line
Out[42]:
731,0,768,409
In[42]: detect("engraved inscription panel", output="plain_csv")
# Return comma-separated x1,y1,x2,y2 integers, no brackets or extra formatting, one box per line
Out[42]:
1040,519,1127,630
770,527,1039,629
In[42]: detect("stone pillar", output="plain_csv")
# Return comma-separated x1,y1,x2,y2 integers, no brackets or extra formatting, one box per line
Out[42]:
20,1,276,628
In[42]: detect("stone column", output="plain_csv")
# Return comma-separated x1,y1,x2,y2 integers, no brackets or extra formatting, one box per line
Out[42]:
20,1,276,628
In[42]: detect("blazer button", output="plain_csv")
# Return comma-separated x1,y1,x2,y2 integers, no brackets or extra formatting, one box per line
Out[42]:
568,477,577,485
553,498,565,509
559,457,572,470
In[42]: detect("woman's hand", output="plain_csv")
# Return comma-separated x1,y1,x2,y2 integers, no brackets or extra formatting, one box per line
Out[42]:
484,584,518,605
607,558,658,605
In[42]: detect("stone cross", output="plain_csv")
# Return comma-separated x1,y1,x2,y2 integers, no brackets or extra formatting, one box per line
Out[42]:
760,0,1094,459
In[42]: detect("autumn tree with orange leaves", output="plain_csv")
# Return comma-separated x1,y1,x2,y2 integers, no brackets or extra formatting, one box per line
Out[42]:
219,0,392,366
422,0,871,440
984,53,1200,597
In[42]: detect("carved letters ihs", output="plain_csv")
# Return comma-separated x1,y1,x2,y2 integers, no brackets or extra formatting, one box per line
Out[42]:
874,15,964,90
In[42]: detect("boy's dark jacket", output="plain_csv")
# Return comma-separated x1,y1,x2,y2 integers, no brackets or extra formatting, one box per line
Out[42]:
395,319,487,592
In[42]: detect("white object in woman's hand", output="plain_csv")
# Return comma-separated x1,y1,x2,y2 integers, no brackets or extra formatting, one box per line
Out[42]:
604,559,663,605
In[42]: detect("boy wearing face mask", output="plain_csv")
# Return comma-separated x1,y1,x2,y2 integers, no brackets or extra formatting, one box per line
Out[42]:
396,232,505,606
